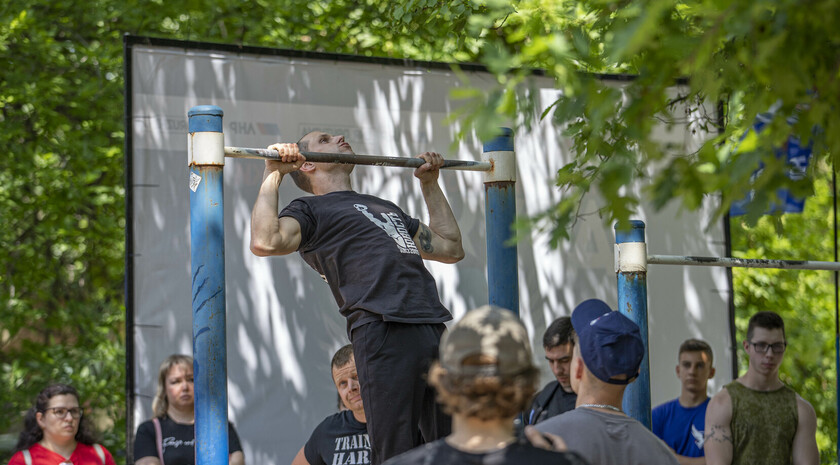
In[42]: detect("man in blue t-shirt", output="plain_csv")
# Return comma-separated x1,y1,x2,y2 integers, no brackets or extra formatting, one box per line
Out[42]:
652,339,716,464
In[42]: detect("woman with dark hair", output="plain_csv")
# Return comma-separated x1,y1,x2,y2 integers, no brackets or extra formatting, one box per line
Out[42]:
133,354,244,465
7,384,116,465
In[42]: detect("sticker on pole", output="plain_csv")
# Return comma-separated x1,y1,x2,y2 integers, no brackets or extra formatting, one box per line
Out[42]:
189,172,202,192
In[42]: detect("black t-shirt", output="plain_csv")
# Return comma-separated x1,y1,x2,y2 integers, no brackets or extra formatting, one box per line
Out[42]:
381,438,590,465
134,415,243,465
304,410,370,465
525,380,578,425
280,191,451,332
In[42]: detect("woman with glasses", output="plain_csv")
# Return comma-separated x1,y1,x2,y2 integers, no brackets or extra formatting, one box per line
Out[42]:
7,384,116,465
133,354,244,465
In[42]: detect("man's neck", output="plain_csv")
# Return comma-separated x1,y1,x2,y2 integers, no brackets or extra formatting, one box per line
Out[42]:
312,177,353,195
575,388,625,415
738,370,784,391
445,415,516,453
352,409,366,424
678,389,708,408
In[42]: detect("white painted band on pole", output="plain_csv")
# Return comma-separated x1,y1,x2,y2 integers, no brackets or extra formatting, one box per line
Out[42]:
615,242,648,273
189,132,225,165
482,150,515,182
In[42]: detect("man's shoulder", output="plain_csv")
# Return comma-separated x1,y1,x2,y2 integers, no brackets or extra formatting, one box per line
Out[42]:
652,398,680,416
381,440,447,465
534,406,584,432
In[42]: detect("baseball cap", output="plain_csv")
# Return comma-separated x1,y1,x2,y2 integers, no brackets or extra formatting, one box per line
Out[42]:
439,305,534,377
571,299,645,385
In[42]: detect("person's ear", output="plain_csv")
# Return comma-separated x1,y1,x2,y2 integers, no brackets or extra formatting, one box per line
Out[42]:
573,356,584,381
675,364,681,377
300,161,315,172
709,367,716,379
36,412,46,428
742,339,749,352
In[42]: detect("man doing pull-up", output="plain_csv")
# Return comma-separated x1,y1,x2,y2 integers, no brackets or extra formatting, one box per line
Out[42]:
249,132,464,465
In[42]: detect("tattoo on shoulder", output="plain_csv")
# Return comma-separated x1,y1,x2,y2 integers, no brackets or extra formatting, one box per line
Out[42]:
418,224,434,253
706,425,733,444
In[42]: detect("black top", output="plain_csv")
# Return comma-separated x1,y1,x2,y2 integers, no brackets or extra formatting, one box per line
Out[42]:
381,438,590,465
280,191,452,332
134,415,243,465
304,410,370,465
525,380,578,425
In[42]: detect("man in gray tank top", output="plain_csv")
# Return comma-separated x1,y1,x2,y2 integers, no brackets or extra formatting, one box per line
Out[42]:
535,299,678,465
704,311,819,465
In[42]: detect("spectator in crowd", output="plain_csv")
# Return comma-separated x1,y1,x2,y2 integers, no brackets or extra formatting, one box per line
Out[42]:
526,316,577,425
652,338,716,464
536,299,678,465
8,383,116,465
382,305,588,465
134,354,245,465
293,344,370,465
704,311,818,465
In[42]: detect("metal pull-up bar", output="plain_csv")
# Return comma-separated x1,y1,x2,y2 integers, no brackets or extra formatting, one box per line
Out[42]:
647,254,840,271
224,146,494,171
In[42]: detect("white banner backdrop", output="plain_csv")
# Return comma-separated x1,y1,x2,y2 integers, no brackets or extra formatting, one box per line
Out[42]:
127,37,732,464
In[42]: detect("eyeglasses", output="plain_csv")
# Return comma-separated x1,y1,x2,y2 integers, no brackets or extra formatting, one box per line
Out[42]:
44,407,84,419
749,341,787,354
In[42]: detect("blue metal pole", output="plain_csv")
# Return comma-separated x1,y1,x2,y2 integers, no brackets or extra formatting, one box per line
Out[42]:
615,220,651,428
188,105,229,465
483,128,518,315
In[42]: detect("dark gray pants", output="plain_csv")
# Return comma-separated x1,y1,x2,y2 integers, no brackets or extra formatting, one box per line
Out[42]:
351,320,451,465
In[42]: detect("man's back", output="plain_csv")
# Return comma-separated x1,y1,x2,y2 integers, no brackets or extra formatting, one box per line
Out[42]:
381,439,589,465
537,408,678,465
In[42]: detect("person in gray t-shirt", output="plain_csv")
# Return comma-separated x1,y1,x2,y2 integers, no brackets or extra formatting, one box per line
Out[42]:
535,299,678,465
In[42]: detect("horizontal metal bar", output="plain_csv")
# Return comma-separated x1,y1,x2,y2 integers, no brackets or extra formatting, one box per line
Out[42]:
648,254,840,271
224,146,493,172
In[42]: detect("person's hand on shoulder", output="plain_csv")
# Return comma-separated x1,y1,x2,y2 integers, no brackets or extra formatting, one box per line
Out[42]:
413,151,443,184
524,425,568,452
266,143,306,175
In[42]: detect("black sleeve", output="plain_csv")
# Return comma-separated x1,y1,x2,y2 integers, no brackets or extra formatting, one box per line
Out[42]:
279,199,316,250
302,422,327,465
228,422,243,454
133,420,157,460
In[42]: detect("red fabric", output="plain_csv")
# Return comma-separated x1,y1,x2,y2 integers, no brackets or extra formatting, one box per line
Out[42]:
7,443,115,465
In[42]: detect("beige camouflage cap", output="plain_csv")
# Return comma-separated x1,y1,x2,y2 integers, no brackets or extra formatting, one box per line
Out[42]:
439,305,534,376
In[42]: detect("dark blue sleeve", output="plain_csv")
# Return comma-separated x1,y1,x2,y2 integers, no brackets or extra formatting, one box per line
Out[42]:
303,422,327,465
228,422,243,454
279,198,316,250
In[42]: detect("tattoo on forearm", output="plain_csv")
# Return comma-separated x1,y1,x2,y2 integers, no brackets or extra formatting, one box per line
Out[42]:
706,425,733,444
418,225,434,253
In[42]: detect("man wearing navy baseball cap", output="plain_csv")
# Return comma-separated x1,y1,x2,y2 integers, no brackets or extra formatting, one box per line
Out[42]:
535,299,678,465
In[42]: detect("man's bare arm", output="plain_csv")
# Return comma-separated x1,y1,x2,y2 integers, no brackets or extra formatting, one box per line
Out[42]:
791,395,819,465
675,454,705,465
249,144,304,256
412,152,464,263
704,388,733,465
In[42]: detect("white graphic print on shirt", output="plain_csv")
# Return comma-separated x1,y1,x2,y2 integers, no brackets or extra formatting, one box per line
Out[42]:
691,424,705,449
331,433,370,465
354,204,419,255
